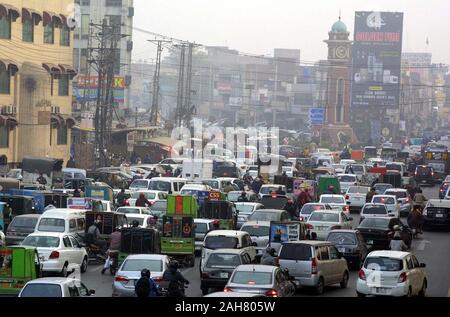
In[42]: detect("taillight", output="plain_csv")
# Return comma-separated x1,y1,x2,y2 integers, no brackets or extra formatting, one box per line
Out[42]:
431,172,434,176
415,172,418,176
115,276,129,282
153,276,163,282
306,223,314,230
398,272,407,283
265,289,278,297
311,258,318,275
223,287,232,293
49,251,60,259
358,270,366,281
345,195,350,200
201,273,209,279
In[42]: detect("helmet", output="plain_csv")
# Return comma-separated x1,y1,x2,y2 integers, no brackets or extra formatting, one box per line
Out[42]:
141,269,150,278
169,260,179,270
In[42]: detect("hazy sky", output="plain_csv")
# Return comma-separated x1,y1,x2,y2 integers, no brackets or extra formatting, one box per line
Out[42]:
133,0,450,64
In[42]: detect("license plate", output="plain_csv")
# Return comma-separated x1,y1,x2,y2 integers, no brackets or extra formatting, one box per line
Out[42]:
435,214,444,218
338,248,345,253
376,288,388,294
220,273,229,279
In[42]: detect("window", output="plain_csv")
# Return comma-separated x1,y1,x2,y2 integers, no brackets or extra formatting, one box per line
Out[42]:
329,246,340,260
69,219,77,232
319,246,329,260
57,122,68,145
0,69,10,94
44,22,54,44
22,19,34,42
59,75,69,96
77,218,85,231
68,285,79,297
412,256,420,268
20,284,62,297
63,236,72,248
0,126,9,148
60,26,70,46
279,244,312,261
106,15,121,27
0,15,11,39
69,236,80,248
406,257,414,270
81,15,90,36
106,0,123,7
77,283,90,297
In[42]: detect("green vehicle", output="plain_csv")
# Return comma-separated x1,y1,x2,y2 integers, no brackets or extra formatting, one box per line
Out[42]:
161,195,197,267
198,192,236,230
317,175,341,196
0,246,41,296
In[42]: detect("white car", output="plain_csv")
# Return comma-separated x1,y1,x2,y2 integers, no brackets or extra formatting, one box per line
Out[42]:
126,190,167,207
180,183,212,196
299,203,334,222
306,210,353,240
116,206,152,215
371,195,400,218
359,203,389,223
345,186,370,211
332,164,345,174
340,159,356,166
319,194,350,214
21,233,88,276
240,221,271,256
337,174,359,193
259,184,287,199
125,214,155,229
356,251,427,297
19,278,95,297
344,164,367,178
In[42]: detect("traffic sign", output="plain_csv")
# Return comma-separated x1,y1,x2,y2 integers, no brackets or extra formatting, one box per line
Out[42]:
309,108,324,125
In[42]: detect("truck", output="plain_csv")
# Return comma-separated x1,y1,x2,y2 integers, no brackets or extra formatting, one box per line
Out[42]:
182,159,213,180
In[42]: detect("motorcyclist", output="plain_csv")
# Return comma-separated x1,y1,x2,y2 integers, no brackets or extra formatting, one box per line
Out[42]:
408,205,424,235
366,187,377,203
276,186,286,195
285,200,297,220
116,188,127,207
136,193,152,207
223,182,234,194
237,191,249,202
135,269,161,298
162,261,190,297
102,227,121,274
261,247,278,266
87,221,107,253
390,229,408,251
413,189,427,210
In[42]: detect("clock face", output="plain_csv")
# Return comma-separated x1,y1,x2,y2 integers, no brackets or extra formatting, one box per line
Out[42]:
336,46,347,59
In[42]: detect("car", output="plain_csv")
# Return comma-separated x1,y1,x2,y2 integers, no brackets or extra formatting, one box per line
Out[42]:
384,189,412,217
129,179,152,191
359,203,390,223
180,183,212,196
278,241,349,294
332,164,345,174
299,203,333,222
357,217,412,251
414,165,435,185
423,199,450,229
438,180,450,199
319,195,350,214
306,210,353,240
240,221,271,258
116,206,152,216
258,184,288,199
112,254,170,297
345,186,370,212
149,200,167,218
344,164,367,180
21,232,88,276
246,166,259,178
5,214,41,246
248,209,292,222
100,200,114,212
373,183,393,195
224,265,295,297
18,278,95,297
227,191,258,203
326,230,368,269
371,195,400,218
337,174,359,194
200,249,254,295
356,251,427,297
125,214,155,229
126,190,167,207
235,203,265,229
340,159,356,166
194,219,216,253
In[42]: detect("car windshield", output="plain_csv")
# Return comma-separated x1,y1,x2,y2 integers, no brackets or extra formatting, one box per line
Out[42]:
130,180,149,189
309,212,339,222
259,187,279,195
385,191,407,199
279,244,312,261
417,166,432,174
38,218,65,233
131,192,156,200
248,211,281,222
321,196,344,204
346,165,364,173
195,223,208,234
301,204,325,215
151,201,167,211
359,218,390,229
20,284,62,297
204,236,239,249
22,236,60,248
203,180,219,189
117,208,141,214
363,205,387,215
9,217,38,229
364,257,403,271
373,197,395,204
327,232,357,245
227,192,241,202
241,225,270,237
235,205,255,214
121,259,163,272
339,175,356,182
347,187,370,194
206,254,241,268
231,271,272,285
148,180,171,192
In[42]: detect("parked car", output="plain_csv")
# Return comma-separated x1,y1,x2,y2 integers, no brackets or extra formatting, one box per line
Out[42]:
345,186,370,212
423,199,450,229
326,230,368,269
224,265,296,297
371,195,400,218
18,278,95,297
357,217,412,251
235,202,265,229
21,232,88,276
278,241,349,294
116,206,152,216
384,189,412,217
248,209,292,222
201,249,254,295
359,203,390,223
5,214,41,246
319,195,350,214
337,174,359,194
356,251,427,297
307,210,353,240
112,254,170,297
194,219,216,253
240,221,271,258
414,165,435,186
373,183,393,195
299,203,334,222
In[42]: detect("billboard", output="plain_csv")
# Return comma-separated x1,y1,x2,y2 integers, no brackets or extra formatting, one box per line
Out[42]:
352,12,404,108
73,75,125,103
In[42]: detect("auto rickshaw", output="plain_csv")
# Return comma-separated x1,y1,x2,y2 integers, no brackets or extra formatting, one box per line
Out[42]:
85,185,114,205
317,175,341,196
0,195,37,232
0,246,41,296
199,192,236,230
84,211,128,241
161,195,197,267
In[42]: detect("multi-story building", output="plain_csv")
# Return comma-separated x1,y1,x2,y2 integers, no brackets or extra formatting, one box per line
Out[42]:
0,0,76,166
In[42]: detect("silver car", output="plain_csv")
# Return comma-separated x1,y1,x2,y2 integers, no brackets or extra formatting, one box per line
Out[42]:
240,221,270,258
235,203,265,229
194,218,215,253
19,278,95,297
112,254,169,297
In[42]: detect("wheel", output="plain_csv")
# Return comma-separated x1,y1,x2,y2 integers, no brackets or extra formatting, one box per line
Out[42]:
356,291,366,298
315,277,324,295
81,257,88,273
340,271,349,289
60,263,68,277
419,280,427,297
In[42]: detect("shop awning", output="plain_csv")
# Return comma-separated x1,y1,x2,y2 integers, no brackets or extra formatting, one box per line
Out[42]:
43,11,62,26
0,115,18,129
60,114,77,128
0,59,19,76
42,63,62,78
22,8,42,25
0,4,20,21
59,64,77,79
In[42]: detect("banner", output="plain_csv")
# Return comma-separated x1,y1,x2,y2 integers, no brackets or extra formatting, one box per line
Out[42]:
352,12,404,108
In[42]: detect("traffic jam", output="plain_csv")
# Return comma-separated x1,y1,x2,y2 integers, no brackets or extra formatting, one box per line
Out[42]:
0,142,450,298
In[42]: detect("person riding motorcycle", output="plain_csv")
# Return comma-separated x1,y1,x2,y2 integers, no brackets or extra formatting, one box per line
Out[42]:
102,226,121,274
261,247,278,266
390,229,408,251
237,191,249,202
86,221,107,253
162,261,190,297
413,189,428,210
136,193,152,207
408,205,424,235
135,269,161,298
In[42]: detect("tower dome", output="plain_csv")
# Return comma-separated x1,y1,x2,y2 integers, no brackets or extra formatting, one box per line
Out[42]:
331,18,348,33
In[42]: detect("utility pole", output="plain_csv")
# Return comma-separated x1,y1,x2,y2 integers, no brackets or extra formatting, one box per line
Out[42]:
175,44,186,126
183,42,194,126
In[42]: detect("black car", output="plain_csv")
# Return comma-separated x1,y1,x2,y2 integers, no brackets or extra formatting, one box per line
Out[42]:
414,165,435,186
357,217,412,251
423,199,450,229
5,214,41,246
326,229,368,269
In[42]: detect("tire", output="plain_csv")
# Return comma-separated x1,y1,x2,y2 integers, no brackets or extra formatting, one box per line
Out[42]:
419,280,427,297
356,291,366,298
60,263,68,277
340,271,349,289
315,277,324,295
81,257,88,273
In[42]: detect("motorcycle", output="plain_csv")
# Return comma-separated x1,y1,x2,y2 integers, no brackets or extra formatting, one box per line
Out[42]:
107,251,119,275
408,205,424,239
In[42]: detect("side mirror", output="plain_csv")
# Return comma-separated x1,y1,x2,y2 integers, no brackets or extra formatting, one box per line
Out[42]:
420,263,426,268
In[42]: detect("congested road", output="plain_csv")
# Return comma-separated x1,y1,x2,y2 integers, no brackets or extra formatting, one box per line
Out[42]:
80,186,450,297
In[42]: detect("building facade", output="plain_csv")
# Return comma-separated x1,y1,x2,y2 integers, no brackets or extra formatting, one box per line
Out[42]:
0,0,76,166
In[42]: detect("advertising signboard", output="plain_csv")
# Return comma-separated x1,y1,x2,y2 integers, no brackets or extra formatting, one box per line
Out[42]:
352,12,404,108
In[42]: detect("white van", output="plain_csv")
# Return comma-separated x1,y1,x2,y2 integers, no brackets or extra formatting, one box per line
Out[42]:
147,177,187,194
35,209,86,236
201,230,257,272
